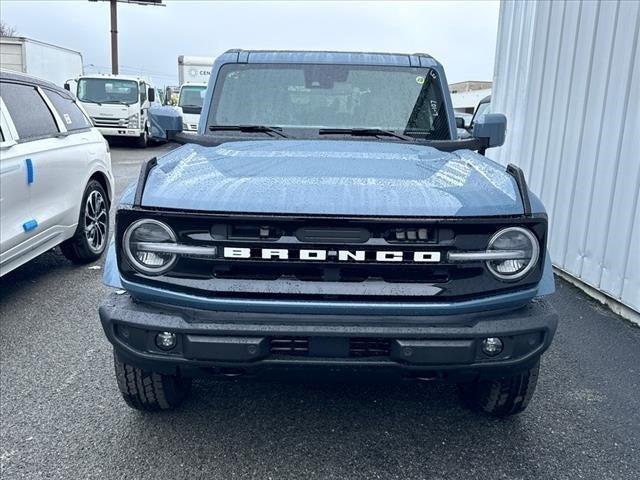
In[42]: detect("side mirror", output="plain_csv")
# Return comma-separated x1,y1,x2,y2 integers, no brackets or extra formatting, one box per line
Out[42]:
164,87,172,105
455,116,465,129
472,113,507,148
148,105,183,141
148,88,155,103
64,83,70,91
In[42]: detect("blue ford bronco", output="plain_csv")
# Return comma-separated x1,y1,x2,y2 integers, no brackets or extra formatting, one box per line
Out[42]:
100,50,557,416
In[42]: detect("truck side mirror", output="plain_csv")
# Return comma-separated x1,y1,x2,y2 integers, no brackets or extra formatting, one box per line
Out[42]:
148,105,183,141
64,83,70,91
164,87,172,105
455,116,465,129
148,88,155,103
472,113,507,148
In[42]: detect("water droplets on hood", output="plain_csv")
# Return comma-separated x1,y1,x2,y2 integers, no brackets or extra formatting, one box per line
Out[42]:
140,140,522,217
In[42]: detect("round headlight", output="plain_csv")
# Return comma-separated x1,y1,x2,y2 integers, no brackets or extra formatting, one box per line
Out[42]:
486,227,539,281
123,219,177,275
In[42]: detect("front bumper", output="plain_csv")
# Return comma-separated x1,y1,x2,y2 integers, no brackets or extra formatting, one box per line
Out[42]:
99,292,557,380
97,127,141,138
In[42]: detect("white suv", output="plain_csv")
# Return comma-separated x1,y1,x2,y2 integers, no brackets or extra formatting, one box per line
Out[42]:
0,70,114,276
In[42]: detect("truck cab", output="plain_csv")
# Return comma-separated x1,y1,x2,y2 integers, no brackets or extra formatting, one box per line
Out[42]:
176,82,207,132
70,74,156,147
101,50,557,416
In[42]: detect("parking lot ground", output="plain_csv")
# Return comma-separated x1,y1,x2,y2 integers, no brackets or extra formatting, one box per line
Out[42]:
1,144,639,480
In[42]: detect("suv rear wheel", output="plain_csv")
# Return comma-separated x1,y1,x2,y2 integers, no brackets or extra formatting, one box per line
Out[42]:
114,353,192,411
60,180,109,263
457,361,540,417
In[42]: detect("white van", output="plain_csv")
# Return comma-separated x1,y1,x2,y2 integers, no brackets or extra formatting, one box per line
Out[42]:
69,74,157,147
0,70,114,276
177,82,207,132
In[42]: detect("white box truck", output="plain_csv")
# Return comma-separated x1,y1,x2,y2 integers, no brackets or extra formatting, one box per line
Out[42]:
0,36,83,87
178,56,214,85
68,74,159,147
176,82,207,132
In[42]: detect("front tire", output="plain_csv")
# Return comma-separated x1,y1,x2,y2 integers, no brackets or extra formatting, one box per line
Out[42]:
457,361,540,417
136,127,149,148
60,180,109,264
114,353,192,411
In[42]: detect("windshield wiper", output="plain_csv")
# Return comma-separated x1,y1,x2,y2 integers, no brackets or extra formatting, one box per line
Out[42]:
318,128,414,142
208,125,288,138
103,100,133,106
80,99,102,106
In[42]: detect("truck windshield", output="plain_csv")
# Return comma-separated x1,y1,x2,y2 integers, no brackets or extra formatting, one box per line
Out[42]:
77,78,139,105
179,85,206,108
209,63,450,139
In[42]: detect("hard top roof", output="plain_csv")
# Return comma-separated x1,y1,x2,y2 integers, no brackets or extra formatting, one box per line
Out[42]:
221,49,440,68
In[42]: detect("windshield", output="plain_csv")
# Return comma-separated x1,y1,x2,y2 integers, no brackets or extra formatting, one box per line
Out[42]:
208,64,450,139
77,78,139,105
179,85,206,107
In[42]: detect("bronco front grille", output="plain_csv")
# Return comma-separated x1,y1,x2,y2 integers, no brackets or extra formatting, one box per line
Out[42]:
117,210,547,301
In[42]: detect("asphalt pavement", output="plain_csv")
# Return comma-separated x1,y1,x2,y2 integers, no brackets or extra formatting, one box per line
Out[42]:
1,143,639,480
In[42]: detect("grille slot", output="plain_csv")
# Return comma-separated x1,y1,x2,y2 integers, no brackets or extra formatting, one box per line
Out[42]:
92,117,127,128
269,337,392,358
212,264,448,283
270,337,309,356
295,227,369,243
349,338,392,357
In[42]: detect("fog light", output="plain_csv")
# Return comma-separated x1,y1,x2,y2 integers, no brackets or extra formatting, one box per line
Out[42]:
156,332,177,350
481,337,503,356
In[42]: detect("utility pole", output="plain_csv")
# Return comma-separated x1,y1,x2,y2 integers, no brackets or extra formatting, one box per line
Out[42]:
110,0,118,74
88,1,164,75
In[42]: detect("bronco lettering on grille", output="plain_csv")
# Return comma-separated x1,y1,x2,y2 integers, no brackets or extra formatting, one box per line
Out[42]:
223,247,441,263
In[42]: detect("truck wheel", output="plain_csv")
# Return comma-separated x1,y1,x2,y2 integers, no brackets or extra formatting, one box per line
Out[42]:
60,180,109,264
136,128,149,148
114,353,191,411
457,361,540,417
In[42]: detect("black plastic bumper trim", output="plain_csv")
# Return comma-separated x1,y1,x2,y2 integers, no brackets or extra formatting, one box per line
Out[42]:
99,292,557,377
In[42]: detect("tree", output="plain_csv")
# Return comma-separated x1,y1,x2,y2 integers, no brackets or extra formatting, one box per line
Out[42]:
0,22,18,37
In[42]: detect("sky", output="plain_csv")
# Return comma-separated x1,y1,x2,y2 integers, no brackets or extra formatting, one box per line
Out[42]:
1,0,500,87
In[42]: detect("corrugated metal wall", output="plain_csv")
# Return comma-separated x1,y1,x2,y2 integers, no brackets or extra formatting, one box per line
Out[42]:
490,0,640,313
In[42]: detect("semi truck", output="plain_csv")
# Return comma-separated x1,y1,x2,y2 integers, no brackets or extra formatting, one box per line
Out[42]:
0,36,83,87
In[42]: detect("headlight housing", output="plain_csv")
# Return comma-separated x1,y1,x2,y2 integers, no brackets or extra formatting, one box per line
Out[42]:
486,227,539,281
123,219,177,275
128,113,139,128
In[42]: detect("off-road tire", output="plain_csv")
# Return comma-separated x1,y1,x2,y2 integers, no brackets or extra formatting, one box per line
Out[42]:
114,353,192,411
60,180,109,264
457,361,540,417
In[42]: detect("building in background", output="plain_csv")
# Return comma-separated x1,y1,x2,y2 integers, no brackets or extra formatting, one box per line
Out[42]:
449,80,492,114
490,0,639,321
0,36,83,87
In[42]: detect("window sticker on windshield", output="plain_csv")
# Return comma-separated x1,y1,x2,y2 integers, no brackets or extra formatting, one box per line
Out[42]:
416,76,425,85
63,113,72,124
430,100,439,117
